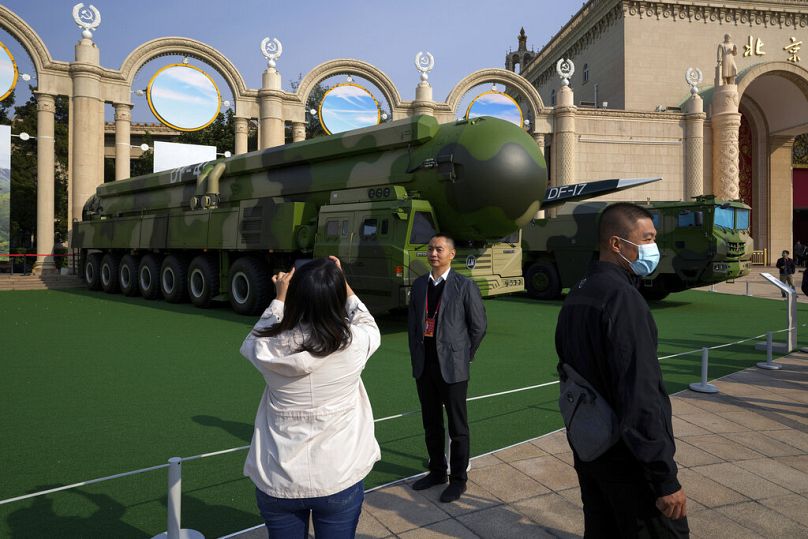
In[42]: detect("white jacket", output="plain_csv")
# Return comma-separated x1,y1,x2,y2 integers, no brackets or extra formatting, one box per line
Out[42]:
239,295,381,498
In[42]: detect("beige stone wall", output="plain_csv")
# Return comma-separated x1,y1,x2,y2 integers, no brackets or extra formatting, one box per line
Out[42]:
623,4,808,111
570,110,686,201
537,14,626,109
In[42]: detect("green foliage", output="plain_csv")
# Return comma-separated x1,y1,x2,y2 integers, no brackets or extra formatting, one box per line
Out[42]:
289,73,328,141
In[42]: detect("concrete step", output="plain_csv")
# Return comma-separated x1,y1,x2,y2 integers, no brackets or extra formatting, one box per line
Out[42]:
0,274,85,291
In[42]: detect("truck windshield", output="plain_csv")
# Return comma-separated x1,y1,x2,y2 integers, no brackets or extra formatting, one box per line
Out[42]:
410,211,436,244
714,207,734,229
735,209,750,231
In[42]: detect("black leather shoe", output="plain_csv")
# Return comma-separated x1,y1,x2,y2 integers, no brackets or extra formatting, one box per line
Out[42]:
412,472,447,490
439,481,467,502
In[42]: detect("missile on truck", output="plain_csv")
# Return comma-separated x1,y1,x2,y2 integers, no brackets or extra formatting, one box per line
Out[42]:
73,114,657,314
521,196,754,301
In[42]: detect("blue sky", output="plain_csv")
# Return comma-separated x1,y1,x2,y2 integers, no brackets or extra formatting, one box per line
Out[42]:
1,0,580,122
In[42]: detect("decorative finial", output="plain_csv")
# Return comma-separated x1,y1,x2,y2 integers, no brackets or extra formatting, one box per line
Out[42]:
686,67,704,95
556,58,575,86
260,37,283,69
415,51,435,83
72,3,101,40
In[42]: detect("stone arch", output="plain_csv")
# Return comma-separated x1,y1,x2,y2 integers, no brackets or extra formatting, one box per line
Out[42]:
445,68,545,123
737,61,808,101
294,59,403,111
0,5,56,76
119,37,250,101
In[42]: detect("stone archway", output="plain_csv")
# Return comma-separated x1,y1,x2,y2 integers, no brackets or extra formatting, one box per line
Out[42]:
294,59,404,118
0,5,58,80
119,37,251,112
445,68,545,129
736,62,808,257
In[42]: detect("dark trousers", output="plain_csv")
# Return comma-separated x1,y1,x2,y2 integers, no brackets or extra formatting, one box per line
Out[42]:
255,481,364,539
575,452,689,539
415,358,469,483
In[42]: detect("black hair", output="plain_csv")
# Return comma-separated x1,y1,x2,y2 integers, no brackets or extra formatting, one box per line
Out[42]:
599,202,654,248
430,233,455,249
253,258,351,357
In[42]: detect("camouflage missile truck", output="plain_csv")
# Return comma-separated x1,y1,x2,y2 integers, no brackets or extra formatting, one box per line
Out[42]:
521,196,753,301
73,114,657,314
73,115,551,314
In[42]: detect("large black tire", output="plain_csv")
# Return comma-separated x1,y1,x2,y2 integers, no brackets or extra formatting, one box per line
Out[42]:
228,256,272,316
100,253,120,294
119,255,140,297
138,254,162,300
188,255,219,308
160,254,189,304
525,259,562,300
85,253,102,291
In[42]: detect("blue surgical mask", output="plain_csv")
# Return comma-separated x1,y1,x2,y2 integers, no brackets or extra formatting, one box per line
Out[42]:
617,237,660,277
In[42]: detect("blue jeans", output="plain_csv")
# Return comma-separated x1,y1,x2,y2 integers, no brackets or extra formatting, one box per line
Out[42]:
255,481,364,538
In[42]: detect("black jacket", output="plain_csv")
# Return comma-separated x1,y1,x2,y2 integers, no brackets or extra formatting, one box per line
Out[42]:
408,270,487,383
555,261,681,497
776,257,796,275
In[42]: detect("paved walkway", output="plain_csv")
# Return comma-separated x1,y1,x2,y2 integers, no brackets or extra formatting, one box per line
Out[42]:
229,352,808,538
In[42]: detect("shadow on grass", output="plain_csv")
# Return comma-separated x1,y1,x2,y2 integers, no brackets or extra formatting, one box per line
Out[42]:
5,488,145,539
192,415,254,443
51,287,412,335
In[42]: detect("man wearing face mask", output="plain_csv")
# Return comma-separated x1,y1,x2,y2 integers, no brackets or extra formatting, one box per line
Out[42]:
555,203,689,538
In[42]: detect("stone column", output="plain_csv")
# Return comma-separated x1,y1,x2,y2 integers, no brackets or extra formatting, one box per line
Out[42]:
684,94,706,199
291,122,306,142
769,136,795,259
69,38,104,243
32,92,56,275
710,84,741,200
532,132,545,156
413,82,434,116
234,116,249,154
554,86,577,186
114,103,132,181
259,68,284,149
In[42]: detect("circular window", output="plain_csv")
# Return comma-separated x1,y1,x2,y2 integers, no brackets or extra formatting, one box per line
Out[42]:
147,64,221,132
319,83,381,135
465,90,523,126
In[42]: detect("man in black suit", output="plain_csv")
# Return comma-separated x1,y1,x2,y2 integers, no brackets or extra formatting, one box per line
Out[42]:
408,233,487,503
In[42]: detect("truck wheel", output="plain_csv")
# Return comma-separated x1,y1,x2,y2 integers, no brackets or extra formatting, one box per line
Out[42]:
100,253,120,294
119,255,140,297
525,260,562,300
229,256,272,316
160,255,189,303
85,253,102,290
188,255,219,308
138,254,162,300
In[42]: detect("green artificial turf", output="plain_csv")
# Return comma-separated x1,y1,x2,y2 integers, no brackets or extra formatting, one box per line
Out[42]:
0,288,804,537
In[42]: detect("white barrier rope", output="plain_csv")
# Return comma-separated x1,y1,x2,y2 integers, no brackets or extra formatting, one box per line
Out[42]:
1,323,800,507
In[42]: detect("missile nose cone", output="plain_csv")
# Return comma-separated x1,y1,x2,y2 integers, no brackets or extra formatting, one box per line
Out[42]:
441,118,547,238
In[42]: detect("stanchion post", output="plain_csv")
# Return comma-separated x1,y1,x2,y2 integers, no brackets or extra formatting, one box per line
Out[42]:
151,457,204,539
689,348,719,393
757,331,783,370
746,281,751,296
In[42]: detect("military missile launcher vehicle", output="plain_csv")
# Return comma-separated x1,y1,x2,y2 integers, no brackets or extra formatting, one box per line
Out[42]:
73,114,657,314
521,196,753,301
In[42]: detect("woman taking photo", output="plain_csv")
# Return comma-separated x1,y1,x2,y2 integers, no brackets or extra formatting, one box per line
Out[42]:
239,256,381,538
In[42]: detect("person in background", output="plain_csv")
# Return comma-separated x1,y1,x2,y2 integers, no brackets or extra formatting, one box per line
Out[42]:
776,250,797,297
794,241,806,267
555,202,688,538
240,257,381,538
407,233,487,503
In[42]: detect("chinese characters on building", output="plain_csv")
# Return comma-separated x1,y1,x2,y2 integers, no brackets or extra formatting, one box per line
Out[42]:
743,35,802,63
